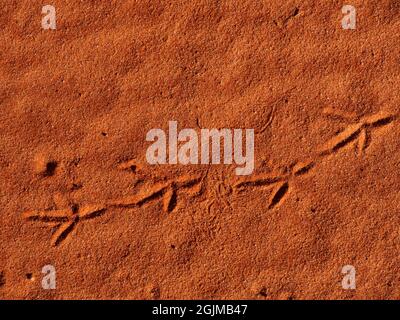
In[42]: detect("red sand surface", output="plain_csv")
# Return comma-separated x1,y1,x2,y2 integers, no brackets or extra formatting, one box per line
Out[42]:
1,1,400,299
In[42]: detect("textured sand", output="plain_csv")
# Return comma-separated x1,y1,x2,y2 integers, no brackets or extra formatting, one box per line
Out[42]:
1,1,400,299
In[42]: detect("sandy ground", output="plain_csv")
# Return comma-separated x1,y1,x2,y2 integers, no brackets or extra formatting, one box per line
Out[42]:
1,0,400,299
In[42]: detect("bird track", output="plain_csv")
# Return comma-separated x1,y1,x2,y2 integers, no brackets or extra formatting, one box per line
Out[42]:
22,169,203,246
22,109,396,246
234,109,395,208
235,160,315,209
320,108,395,156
